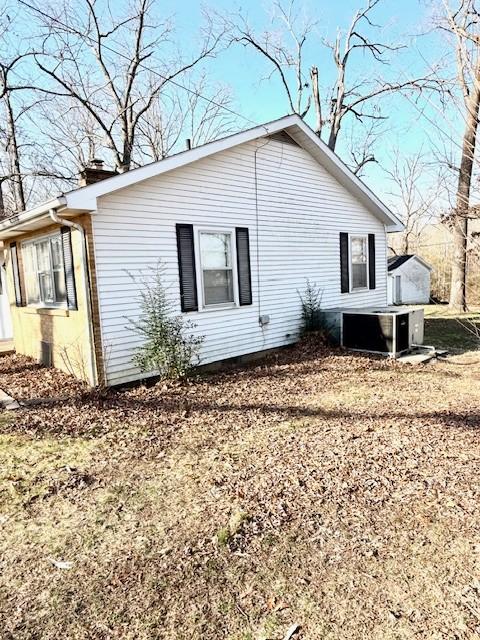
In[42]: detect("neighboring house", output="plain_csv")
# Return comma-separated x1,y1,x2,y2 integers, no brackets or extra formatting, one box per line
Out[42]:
0,114,402,386
0,247,13,341
387,254,432,305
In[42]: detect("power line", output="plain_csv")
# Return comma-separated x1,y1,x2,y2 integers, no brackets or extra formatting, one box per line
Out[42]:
17,0,260,129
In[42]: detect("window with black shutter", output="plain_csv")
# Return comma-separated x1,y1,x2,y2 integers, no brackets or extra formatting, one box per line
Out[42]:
177,224,252,310
340,232,376,292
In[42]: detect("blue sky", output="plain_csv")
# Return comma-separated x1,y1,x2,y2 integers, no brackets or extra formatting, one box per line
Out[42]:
153,0,456,206
5,0,460,211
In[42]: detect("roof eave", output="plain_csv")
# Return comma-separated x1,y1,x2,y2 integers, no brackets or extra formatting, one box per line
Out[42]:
0,113,404,237
0,197,73,240
64,114,402,231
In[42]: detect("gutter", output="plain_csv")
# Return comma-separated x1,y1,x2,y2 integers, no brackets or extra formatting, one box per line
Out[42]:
49,209,98,387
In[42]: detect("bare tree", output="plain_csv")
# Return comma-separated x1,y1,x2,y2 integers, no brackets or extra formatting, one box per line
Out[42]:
441,0,480,311
343,116,384,177
385,149,440,254
136,76,238,163
227,0,440,170
229,2,314,119
0,7,69,214
25,0,223,172
178,75,238,149
0,11,32,214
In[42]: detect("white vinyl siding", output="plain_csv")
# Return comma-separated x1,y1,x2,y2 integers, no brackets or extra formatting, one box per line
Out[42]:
92,137,388,385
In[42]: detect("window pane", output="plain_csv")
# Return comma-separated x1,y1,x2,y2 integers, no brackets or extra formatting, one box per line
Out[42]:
39,272,54,303
351,237,367,264
352,263,367,289
36,240,51,271
54,270,67,303
200,233,232,269
203,269,234,305
23,244,40,304
51,236,63,269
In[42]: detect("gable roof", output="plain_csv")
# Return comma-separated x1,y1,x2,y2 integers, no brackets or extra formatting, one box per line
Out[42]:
0,114,403,239
388,254,432,272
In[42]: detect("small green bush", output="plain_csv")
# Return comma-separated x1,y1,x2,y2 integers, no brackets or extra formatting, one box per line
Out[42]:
299,280,323,333
127,264,204,379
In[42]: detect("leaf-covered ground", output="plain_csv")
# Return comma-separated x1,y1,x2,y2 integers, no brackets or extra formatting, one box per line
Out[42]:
1,340,480,639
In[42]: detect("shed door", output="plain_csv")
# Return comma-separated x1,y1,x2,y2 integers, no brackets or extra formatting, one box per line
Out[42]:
394,275,402,304
0,265,13,341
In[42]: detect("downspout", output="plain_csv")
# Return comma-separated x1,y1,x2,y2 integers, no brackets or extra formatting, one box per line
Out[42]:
49,209,98,386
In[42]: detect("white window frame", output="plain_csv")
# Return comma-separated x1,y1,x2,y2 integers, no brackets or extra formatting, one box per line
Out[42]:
22,232,67,309
194,227,239,311
349,234,369,292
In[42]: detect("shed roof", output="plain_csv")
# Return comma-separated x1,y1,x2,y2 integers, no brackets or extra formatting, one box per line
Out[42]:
388,254,432,272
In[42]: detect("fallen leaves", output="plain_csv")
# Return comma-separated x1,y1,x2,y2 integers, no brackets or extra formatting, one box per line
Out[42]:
1,341,480,639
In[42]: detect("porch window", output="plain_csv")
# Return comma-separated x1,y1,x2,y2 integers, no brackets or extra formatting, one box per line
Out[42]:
23,234,67,306
350,235,368,290
199,231,234,306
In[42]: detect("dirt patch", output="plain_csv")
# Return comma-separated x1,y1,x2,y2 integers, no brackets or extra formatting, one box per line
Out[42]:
1,340,480,639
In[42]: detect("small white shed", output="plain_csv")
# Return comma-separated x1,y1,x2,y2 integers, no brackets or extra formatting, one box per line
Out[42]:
387,254,432,305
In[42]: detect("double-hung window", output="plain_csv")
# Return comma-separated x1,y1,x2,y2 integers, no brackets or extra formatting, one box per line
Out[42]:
350,235,368,290
199,231,235,306
23,234,67,306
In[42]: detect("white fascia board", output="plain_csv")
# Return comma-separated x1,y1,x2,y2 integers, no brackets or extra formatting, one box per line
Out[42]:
1,113,402,236
64,113,402,232
0,197,66,239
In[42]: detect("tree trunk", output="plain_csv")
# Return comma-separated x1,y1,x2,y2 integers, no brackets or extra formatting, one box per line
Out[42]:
449,66,480,312
328,114,341,151
0,181,6,219
120,129,133,172
310,67,322,135
5,90,25,212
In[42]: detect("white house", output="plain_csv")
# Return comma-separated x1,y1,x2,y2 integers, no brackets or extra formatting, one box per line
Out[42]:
0,114,402,386
387,254,432,305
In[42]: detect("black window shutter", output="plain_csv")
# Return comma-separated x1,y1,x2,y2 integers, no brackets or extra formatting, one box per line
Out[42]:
340,232,349,293
61,227,78,310
10,241,23,306
176,224,198,312
368,233,376,290
235,227,252,306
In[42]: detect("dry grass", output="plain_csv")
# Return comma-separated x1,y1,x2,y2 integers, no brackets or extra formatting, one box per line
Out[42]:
1,340,480,639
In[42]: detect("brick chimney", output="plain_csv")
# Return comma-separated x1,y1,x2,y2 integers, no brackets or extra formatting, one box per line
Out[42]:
78,159,117,187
